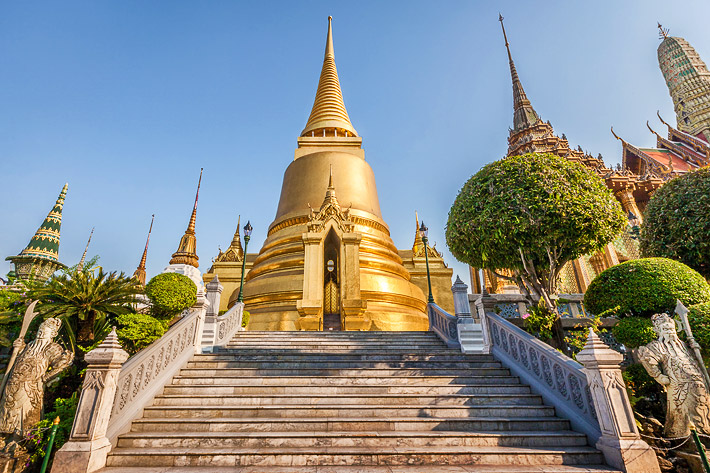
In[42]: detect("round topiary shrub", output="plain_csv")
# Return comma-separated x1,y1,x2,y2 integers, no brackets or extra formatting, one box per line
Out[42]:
611,317,656,348
584,257,710,318
145,273,197,319
688,302,710,354
116,313,167,355
640,168,710,278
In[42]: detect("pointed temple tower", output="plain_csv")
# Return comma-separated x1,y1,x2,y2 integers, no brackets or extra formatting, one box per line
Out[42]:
657,24,710,142
133,215,154,286
6,183,68,281
234,17,446,331
76,227,94,272
164,169,204,289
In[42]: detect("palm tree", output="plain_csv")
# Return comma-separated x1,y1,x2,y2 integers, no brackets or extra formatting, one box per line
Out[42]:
31,269,143,352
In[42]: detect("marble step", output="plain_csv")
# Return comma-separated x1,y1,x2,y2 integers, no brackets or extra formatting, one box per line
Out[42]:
105,445,604,467
230,331,439,337
152,393,544,407
214,345,455,356
98,465,622,472
116,430,588,449
178,367,511,377
186,360,503,369
161,384,533,396
141,404,557,419
170,375,522,386
221,345,450,351
194,353,496,362
129,416,573,433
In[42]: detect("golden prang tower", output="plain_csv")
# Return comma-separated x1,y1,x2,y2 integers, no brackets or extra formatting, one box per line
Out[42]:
241,17,429,331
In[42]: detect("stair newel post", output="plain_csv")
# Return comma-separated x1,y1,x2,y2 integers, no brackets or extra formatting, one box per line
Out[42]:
192,288,210,354
203,275,224,346
576,330,660,473
51,328,129,473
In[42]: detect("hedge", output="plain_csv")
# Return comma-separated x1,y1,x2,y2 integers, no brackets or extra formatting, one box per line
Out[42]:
145,273,197,319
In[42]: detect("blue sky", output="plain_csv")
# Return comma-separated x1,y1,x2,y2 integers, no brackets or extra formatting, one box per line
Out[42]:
1,1,709,286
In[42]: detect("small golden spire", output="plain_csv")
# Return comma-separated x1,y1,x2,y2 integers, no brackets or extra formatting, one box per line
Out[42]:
77,227,94,272
169,169,203,268
301,16,358,137
412,211,424,255
133,214,154,285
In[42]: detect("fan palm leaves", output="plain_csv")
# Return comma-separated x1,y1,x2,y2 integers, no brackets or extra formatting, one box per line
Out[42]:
31,269,143,353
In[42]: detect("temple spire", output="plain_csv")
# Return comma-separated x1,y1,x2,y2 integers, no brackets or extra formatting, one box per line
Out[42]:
6,183,69,280
133,215,154,285
77,227,95,272
499,14,540,132
412,211,424,255
658,22,669,40
169,169,202,268
301,16,358,138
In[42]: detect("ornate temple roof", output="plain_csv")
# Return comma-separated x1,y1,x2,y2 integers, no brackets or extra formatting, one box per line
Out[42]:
301,17,358,138
214,215,244,263
169,169,202,268
611,115,710,179
8,183,68,265
133,214,154,285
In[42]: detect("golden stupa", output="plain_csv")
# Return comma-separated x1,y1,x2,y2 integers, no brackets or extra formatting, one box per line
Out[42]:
204,17,453,330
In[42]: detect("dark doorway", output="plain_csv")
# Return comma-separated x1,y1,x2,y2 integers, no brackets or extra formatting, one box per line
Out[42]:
323,229,341,331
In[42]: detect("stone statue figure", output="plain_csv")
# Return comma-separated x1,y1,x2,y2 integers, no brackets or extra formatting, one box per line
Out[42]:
637,313,710,437
0,317,73,452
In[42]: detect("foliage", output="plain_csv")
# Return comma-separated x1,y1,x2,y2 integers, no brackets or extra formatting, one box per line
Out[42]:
242,310,250,328
640,168,710,278
25,393,79,467
30,269,143,353
565,315,603,358
584,258,710,318
446,153,625,349
145,273,197,320
611,317,656,349
116,313,167,355
521,303,556,341
62,255,101,277
688,302,710,354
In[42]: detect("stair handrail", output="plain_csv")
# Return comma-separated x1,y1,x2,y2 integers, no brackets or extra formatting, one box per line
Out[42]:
427,303,461,349
483,310,601,442
211,302,244,347
53,293,209,473
106,297,208,443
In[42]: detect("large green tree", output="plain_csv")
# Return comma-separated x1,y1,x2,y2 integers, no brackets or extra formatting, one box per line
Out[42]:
640,168,710,278
31,269,143,352
446,153,626,349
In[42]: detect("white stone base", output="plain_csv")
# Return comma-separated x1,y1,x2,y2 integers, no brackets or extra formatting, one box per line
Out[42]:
163,263,204,291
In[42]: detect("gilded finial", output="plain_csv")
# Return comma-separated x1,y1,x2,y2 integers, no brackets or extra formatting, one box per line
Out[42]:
77,227,95,272
658,22,669,40
133,214,154,285
328,165,334,189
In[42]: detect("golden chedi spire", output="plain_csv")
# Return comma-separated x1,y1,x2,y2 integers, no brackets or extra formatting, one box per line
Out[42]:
242,17,428,332
133,214,154,285
170,169,202,268
412,211,424,255
301,16,358,138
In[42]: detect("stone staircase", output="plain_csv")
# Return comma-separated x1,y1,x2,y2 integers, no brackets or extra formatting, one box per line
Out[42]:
100,331,619,472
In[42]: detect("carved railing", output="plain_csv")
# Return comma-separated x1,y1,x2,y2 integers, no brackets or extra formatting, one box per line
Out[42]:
212,302,244,347
105,304,205,443
427,303,460,349
484,311,602,442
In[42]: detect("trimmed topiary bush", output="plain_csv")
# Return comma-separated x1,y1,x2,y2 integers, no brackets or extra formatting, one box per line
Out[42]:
584,258,710,318
640,168,710,278
611,317,656,348
145,273,197,320
116,313,167,354
688,302,710,354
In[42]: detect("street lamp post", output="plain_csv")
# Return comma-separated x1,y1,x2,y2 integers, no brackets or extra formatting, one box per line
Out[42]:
237,220,253,303
419,221,435,304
